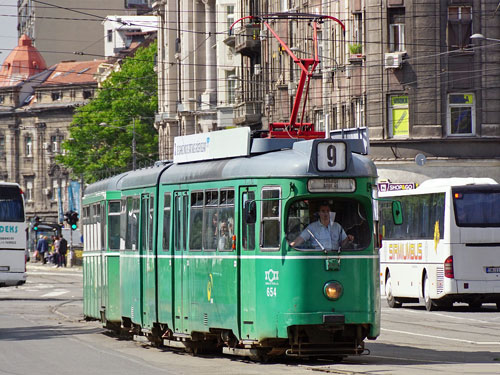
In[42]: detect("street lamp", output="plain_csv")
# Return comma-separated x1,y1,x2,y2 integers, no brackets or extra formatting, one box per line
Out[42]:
99,119,137,170
470,33,500,43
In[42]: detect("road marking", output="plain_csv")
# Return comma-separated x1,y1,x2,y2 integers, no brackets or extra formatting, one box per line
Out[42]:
41,290,68,297
381,328,500,345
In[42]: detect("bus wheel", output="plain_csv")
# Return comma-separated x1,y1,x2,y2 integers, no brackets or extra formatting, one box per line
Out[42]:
386,273,402,308
468,301,482,311
423,274,436,311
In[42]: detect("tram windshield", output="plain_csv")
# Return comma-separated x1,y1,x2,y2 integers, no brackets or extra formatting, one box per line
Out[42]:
286,198,371,251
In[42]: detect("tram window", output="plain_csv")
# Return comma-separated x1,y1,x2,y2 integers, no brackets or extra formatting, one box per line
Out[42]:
218,189,235,251
108,201,120,250
286,198,371,251
162,193,171,251
148,196,154,251
242,191,256,250
189,191,203,250
123,196,139,251
261,188,281,250
203,190,218,251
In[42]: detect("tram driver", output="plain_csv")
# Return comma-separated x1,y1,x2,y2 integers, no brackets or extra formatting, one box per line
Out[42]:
289,202,354,251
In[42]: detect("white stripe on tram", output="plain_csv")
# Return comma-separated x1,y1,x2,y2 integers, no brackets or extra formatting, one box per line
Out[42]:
83,252,379,260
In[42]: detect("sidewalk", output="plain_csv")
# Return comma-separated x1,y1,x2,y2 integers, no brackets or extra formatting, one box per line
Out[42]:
27,261,82,272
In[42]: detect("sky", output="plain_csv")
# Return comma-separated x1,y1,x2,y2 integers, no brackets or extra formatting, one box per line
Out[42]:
0,0,18,65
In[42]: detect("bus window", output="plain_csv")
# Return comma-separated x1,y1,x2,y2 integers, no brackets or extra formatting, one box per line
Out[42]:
453,187,500,227
0,187,24,222
287,198,370,251
261,188,281,250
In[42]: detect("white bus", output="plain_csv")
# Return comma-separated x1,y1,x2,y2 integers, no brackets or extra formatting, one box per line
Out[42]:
0,182,27,286
378,177,500,311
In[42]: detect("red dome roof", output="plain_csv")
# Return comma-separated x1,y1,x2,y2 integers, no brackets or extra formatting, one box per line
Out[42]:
0,35,47,87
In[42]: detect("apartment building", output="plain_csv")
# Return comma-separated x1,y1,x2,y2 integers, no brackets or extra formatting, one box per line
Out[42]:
18,0,152,66
0,35,105,223
153,0,499,182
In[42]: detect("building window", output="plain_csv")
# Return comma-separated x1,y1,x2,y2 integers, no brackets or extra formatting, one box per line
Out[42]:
83,90,93,99
448,6,472,50
315,110,324,132
351,97,364,128
226,71,236,104
226,5,234,30
389,8,405,52
51,92,62,101
51,135,59,153
107,29,113,42
26,180,33,202
448,94,475,136
388,95,409,137
0,95,4,104
0,135,4,157
353,13,363,46
25,136,33,156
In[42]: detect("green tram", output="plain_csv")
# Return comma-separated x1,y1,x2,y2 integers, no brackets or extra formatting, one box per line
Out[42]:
82,172,128,328
82,128,382,359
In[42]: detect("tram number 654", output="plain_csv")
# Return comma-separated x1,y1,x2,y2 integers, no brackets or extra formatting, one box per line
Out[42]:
266,287,277,297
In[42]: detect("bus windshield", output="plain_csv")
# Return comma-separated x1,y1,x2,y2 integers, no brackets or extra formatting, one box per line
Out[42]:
286,198,370,251
453,186,500,227
0,187,24,222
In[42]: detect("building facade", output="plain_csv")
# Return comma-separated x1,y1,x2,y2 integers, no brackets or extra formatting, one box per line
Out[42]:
154,0,240,160
0,36,105,223
154,0,500,183
17,0,152,66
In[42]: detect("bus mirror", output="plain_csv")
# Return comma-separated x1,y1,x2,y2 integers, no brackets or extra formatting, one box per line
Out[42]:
244,200,256,224
392,201,403,225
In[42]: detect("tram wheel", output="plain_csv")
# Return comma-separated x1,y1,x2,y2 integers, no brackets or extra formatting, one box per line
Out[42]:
385,274,402,308
423,274,436,311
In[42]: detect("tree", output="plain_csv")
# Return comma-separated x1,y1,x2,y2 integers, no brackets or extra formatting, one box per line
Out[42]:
57,42,158,183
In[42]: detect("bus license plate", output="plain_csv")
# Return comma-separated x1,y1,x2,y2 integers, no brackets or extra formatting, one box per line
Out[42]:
486,267,500,273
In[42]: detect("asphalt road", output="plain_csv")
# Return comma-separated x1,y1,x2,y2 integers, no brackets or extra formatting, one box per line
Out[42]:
0,263,499,375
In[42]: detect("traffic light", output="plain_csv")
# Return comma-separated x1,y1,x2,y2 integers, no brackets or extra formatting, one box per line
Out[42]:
65,210,79,230
33,216,40,232
70,211,79,230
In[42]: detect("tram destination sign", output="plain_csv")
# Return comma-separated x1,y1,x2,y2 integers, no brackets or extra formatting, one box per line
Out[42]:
173,127,251,163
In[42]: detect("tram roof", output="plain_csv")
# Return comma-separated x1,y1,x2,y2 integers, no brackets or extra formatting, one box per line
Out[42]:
83,171,130,196
160,139,377,185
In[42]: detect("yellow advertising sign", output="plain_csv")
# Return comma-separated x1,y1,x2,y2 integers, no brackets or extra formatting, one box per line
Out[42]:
392,108,409,136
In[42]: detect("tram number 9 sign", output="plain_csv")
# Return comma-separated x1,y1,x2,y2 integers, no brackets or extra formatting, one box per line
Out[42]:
317,142,346,171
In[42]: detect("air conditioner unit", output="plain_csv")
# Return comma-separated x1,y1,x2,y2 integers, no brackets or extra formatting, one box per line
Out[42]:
384,52,405,69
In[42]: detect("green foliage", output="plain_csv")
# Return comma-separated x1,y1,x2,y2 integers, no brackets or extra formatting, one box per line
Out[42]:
57,42,158,183
349,43,363,54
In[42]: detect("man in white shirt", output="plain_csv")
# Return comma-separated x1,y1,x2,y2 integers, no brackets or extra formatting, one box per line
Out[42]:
290,203,354,250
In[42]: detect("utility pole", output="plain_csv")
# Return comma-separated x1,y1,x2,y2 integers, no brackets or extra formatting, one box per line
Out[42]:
132,117,136,170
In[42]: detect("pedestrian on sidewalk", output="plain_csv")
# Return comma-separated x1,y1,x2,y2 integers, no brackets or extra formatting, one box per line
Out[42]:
58,235,68,267
36,235,48,264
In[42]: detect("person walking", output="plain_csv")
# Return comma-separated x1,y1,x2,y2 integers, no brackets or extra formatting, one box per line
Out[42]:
36,235,49,264
58,235,68,267
53,236,60,267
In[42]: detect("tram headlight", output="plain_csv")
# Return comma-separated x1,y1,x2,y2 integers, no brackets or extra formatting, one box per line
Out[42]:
324,281,343,300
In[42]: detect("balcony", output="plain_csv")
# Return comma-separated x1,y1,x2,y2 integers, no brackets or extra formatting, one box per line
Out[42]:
233,101,262,125
234,24,261,57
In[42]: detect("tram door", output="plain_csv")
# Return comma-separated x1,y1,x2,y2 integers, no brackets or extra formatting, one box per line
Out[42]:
173,191,189,334
141,194,156,329
239,186,257,340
